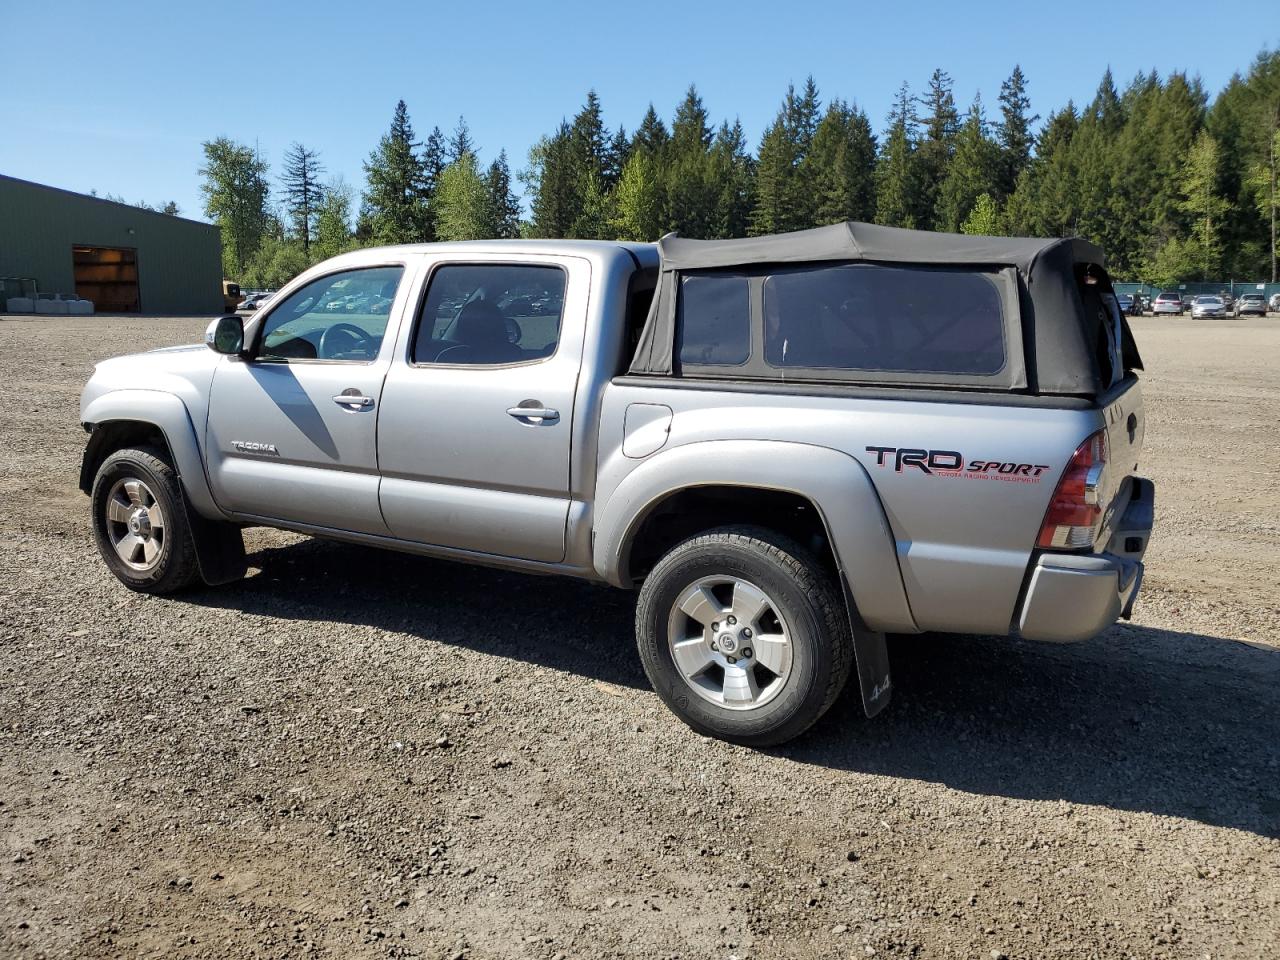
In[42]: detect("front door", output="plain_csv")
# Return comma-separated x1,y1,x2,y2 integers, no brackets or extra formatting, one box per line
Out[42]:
377,257,586,563
205,262,412,534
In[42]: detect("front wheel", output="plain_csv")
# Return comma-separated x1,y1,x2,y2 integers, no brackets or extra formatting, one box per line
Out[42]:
91,446,202,594
635,526,853,747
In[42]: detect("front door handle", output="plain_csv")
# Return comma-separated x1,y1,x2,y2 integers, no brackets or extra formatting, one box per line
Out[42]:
333,393,374,408
506,402,559,423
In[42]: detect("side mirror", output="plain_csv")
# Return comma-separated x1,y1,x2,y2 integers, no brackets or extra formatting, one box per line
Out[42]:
205,315,245,355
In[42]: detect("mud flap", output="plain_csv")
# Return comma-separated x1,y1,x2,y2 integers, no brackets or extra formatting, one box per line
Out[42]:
842,580,892,718
183,498,247,586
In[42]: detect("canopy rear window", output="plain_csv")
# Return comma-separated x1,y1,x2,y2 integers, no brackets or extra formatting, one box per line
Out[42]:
761,263,1006,376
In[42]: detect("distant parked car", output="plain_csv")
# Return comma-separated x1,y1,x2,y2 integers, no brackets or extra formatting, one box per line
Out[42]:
1190,295,1227,319
1116,294,1144,316
1235,293,1267,317
1219,292,1234,312
241,292,274,312
1270,292,1280,313
1152,292,1185,315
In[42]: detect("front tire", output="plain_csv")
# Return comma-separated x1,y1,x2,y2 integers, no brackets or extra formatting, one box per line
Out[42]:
635,526,853,747
91,446,202,594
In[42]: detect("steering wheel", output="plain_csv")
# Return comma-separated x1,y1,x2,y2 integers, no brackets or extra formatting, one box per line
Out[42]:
319,322,372,359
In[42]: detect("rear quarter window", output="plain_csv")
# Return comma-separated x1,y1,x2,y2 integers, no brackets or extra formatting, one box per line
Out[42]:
676,274,751,366
762,263,1006,375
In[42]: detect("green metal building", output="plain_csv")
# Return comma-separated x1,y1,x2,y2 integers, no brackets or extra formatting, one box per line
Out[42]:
0,174,222,314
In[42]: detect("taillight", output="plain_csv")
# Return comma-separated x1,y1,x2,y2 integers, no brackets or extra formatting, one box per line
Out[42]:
1037,430,1109,550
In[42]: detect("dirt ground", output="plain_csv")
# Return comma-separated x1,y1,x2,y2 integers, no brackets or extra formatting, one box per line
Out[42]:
0,313,1277,960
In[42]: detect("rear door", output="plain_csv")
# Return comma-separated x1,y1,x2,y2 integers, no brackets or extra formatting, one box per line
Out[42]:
376,255,588,562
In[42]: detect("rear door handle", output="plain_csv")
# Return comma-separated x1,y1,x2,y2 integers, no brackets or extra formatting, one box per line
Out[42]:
333,393,374,408
506,403,559,423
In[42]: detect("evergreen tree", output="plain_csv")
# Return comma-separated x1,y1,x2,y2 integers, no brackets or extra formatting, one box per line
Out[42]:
750,114,801,235
632,104,670,157
995,65,1037,200
486,150,522,239
605,125,631,188
420,125,448,241
447,116,476,164
664,85,717,237
361,100,430,244
874,83,923,228
280,142,325,253
199,137,270,278
708,119,755,238
806,100,877,226
936,93,1000,232
524,124,577,238
917,69,960,228
435,152,496,241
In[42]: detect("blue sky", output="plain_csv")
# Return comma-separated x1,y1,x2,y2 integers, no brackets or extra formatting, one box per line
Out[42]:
4,0,1276,223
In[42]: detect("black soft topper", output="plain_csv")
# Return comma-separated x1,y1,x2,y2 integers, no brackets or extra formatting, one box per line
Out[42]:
629,221,1138,397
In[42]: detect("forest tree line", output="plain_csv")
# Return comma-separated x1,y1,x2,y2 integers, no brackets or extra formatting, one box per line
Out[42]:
199,52,1280,290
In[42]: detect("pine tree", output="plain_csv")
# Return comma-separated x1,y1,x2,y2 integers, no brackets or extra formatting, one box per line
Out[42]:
709,119,755,238
524,124,577,238
917,69,959,229
936,93,1000,232
605,126,631,188
750,114,800,236
447,116,476,164
420,126,448,241
361,100,429,244
996,65,1037,200
486,150,522,239
435,153,496,241
874,83,922,228
664,85,717,237
280,142,325,253
806,100,877,226
632,104,670,157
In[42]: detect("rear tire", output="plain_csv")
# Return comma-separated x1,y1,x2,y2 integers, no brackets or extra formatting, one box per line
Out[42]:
635,526,853,747
91,446,202,594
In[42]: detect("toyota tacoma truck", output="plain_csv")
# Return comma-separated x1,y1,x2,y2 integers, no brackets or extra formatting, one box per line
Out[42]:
79,222,1153,746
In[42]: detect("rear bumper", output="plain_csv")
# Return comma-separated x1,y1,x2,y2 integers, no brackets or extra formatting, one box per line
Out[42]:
1018,477,1154,643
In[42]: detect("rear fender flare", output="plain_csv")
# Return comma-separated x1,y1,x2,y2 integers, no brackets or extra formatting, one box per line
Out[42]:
594,439,917,634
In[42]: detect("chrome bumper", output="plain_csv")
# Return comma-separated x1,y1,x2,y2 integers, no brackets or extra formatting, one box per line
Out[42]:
1018,478,1154,643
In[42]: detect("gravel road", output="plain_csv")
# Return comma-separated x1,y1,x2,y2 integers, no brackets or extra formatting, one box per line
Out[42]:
1,314,1277,959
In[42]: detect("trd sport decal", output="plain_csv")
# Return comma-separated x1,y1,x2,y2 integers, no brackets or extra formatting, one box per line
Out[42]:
865,446,1051,483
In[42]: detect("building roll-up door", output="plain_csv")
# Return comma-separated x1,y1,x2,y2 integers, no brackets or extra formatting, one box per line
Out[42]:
72,246,139,312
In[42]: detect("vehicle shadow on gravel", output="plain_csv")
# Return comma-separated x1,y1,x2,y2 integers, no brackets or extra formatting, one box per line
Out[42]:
194,537,1279,839
797,628,1280,838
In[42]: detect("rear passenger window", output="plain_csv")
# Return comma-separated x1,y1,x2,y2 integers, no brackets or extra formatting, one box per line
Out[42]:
762,264,1006,375
413,264,566,366
677,274,750,366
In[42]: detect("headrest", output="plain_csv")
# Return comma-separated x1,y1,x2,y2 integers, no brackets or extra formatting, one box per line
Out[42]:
454,299,508,345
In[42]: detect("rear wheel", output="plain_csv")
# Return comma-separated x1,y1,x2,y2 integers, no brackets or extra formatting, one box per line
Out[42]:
91,446,201,594
635,526,853,747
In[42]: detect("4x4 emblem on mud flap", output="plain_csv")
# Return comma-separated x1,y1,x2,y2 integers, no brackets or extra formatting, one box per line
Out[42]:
231,440,279,456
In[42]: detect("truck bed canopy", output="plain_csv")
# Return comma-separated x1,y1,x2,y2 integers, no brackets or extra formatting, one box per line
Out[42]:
629,221,1135,397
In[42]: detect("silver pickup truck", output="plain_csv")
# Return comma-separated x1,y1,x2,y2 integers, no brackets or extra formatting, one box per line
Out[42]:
79,222,1153,746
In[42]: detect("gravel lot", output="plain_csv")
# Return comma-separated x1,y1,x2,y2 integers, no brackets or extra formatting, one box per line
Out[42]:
1,313,1277,959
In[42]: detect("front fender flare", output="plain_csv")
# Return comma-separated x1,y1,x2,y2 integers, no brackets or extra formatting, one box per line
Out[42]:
594,439,917,634
80,389,224,520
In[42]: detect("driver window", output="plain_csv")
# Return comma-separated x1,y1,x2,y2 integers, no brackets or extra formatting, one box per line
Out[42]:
258,265,405,361
412,264,566,366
